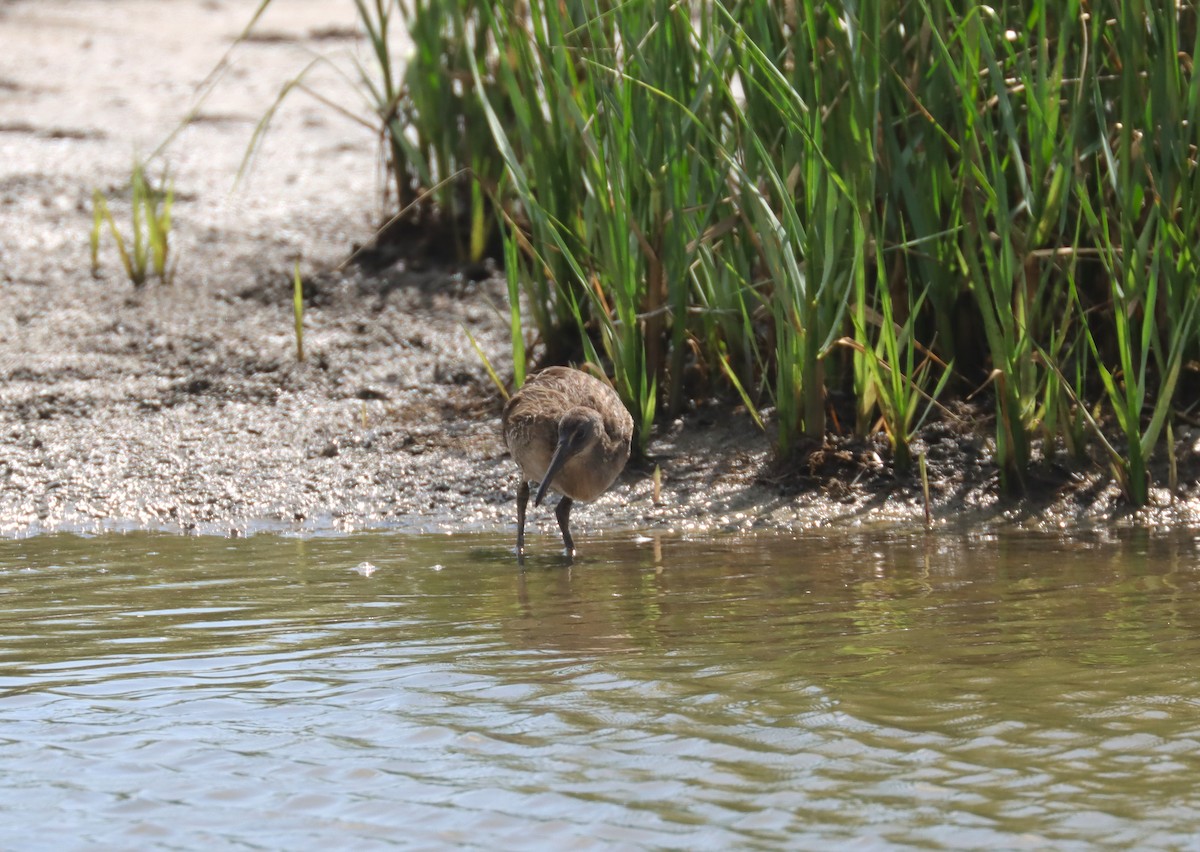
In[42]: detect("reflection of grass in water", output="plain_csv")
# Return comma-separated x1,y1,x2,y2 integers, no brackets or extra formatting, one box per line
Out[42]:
89,160,173,287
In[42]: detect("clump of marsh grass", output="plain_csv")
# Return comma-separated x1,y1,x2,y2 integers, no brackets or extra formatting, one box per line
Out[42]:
90,160,174,287
462,0,1200,503
243,0,503,265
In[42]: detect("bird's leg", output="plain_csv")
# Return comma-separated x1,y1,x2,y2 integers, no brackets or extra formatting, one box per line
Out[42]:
555,496,575,556
516,480,530,559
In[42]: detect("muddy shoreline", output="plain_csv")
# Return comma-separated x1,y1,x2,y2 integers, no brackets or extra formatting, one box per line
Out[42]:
3,0,1200,540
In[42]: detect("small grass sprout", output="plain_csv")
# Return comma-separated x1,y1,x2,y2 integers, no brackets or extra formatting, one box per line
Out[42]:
292,261,305,362
90,160,174,287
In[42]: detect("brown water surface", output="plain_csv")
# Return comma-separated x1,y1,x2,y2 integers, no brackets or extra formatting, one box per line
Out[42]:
1,528,1199,848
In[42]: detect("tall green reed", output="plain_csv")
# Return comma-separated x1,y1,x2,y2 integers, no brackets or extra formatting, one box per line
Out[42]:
387,0,502,259
728,2,865,447
474,0,740,452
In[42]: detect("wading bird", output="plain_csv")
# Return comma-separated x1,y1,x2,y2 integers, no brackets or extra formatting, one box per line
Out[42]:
502,366,633,559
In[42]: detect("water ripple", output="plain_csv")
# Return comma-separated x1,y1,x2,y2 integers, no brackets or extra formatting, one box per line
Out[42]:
1,529,1200,848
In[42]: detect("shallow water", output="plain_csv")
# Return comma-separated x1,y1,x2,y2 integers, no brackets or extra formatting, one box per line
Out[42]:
2,528,1200,849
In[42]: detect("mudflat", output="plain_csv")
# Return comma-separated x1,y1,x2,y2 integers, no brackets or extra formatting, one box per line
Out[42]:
3,0,1197,538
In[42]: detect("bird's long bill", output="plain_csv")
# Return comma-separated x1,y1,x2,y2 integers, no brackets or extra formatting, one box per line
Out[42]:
534,440,572,506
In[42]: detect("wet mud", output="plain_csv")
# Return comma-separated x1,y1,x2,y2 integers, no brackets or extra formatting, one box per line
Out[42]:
3,0,1200,539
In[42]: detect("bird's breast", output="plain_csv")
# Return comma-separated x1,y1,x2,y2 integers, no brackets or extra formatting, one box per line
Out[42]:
552,449,623,502
508,432,627,502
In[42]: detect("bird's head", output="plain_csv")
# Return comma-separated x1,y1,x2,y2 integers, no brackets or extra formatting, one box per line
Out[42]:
534,407,602,505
